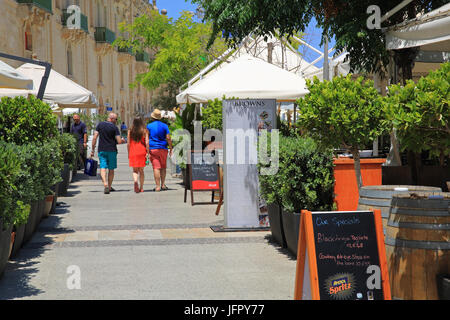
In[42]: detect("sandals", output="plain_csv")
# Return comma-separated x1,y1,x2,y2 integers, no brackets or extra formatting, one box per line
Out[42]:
152,187,161,192
161,185,169,191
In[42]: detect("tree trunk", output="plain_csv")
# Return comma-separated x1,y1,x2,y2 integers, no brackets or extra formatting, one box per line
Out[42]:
351,147,363,190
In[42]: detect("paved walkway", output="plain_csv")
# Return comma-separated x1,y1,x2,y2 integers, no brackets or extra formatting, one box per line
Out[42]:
0,144,296,300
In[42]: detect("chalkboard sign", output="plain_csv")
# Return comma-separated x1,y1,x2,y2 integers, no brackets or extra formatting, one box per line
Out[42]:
294,209,391,300
184,151,221,206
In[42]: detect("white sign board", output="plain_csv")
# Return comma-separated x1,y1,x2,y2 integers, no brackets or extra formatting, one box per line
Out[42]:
222,99,277,228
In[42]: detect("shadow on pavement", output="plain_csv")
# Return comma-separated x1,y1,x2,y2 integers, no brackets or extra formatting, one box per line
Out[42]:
0,200,75,299
264,234,297,261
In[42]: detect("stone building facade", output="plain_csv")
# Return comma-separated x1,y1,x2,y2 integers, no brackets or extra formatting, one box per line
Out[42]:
0,0,158,126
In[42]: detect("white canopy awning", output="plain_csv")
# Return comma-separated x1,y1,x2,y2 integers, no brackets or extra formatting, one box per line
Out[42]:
0,59,33,90
176,55,309,104
385,3,450,51
0,63,98,108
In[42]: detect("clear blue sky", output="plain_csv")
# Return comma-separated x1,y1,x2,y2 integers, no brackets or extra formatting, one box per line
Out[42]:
155,0,336,68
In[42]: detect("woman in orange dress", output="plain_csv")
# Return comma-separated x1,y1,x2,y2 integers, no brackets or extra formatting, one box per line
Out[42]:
127,117,149,193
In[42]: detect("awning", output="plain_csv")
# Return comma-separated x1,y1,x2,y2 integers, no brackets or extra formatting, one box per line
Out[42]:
0,59,33,90
15,63,98,108
177,55,309,104
385,3,450,51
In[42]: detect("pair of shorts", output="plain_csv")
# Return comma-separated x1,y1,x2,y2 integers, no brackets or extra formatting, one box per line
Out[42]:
149,149,168,169
98,151,118,170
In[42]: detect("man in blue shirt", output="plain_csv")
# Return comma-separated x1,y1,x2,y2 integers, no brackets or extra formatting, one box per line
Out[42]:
147,109,173,192
70,113,87,170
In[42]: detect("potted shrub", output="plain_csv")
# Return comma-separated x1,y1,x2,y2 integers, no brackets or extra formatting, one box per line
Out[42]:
274,136,335,256
0,96,59,251
38,138,64,218
0,142,23,276
57,133,77,196
296,75,387,210
383,62,449,190
258,133,286,248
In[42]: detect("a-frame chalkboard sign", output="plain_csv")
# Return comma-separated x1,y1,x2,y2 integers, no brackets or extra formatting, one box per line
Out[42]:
184,151,221,206
294,209,391,300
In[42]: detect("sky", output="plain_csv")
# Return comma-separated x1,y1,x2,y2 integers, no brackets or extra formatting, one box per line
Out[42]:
155,0,336,68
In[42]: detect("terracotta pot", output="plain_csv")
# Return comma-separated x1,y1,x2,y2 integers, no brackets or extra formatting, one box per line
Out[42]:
8,231,15,259
43,194,54,218
10,223,26,258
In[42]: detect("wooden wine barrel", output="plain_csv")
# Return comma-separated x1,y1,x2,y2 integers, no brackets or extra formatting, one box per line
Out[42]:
385,192,450,300
358,185,441,238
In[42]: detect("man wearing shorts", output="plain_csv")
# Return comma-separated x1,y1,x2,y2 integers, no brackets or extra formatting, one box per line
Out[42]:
90,113,126,194
147,109,173,192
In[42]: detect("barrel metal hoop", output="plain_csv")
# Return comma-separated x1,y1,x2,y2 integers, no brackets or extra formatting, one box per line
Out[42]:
390,206,450,217
359,189,410,199
387,221,450,230
385,236,450,250
391,198,450,210
358,198,392,207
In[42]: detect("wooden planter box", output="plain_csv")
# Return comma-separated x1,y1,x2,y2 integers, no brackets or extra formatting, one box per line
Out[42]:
333,158,386,211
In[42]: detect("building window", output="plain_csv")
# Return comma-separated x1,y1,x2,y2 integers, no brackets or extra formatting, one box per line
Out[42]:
67,45,73,76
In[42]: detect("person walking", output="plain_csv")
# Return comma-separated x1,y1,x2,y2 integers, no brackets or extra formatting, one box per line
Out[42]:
127,116,149,193
147,109,173,192
121,122,128,139
90,112,126,194
70,113,87,170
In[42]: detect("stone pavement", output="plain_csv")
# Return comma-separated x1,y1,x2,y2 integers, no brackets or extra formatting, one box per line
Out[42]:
0,144,297,300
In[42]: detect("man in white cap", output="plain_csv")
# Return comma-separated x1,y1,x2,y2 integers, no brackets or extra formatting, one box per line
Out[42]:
146,109,173,192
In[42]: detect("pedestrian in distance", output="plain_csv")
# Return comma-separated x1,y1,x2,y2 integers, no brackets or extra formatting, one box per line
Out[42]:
147,109,173,192
127,116,149,193
70,113,87,170
120,121,128,140
90,112,126,194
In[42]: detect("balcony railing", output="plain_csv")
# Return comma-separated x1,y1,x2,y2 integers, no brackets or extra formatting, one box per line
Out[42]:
62,9,89,33
94,27,116,45
135,51,150,63
118,46,133,55
17,0,52,13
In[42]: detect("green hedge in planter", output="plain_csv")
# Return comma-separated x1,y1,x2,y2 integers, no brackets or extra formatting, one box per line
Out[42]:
0,95,58,144
0,142,27,230
57,133,77,171
279,135,335,213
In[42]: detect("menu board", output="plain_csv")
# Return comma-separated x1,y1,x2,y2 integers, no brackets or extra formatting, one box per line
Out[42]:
189,152,220,191
294,210,391,300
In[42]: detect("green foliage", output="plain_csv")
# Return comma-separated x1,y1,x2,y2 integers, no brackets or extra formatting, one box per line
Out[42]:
0,95,58,144
296,74,386,188
193,0,447,75
38,139,64,197
384,62,450,164
297,75,386,151
57,133,78,170
115,10,227,110
202,98,223,131
259,135,335,213
0,141,25,229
